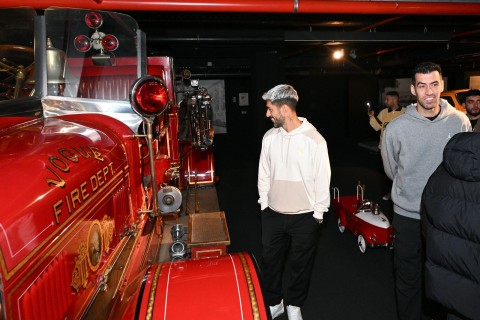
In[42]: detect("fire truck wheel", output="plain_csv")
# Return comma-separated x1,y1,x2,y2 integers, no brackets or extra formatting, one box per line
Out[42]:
337,218,345,233
358,235,366,253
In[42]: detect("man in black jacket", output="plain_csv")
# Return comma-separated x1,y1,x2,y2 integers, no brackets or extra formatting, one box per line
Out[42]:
421,132,480,320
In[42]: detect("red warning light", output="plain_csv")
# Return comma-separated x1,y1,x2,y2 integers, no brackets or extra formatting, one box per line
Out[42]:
74,35,92,52
85,12,103,29
101,35,119,51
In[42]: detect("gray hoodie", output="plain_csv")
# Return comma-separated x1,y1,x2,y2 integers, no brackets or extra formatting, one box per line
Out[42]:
381,99,471,219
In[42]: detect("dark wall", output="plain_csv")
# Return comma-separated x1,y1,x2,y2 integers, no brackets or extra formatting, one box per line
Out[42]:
220,73,379,152
213,48,473,149
288,75,347,143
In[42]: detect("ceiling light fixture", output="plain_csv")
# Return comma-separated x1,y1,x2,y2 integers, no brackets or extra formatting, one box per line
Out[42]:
333,49,344,60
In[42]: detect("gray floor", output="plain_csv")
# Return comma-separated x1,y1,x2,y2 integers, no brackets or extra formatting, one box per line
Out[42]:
212,135,401,320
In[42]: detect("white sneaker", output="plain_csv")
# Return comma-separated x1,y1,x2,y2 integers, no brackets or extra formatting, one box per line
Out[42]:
286,305,303,320
269,300,284,319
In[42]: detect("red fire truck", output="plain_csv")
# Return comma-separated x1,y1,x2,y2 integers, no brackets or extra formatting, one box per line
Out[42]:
0,7,266,320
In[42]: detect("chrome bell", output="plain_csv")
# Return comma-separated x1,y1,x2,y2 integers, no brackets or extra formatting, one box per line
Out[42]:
46,38,66,96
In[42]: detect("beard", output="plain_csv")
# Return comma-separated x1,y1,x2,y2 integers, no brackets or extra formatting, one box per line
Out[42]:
467,109,480,117
418,97,438,111
271,115,285,128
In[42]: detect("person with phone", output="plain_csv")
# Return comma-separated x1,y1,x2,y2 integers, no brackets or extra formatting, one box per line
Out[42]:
368,90,405,200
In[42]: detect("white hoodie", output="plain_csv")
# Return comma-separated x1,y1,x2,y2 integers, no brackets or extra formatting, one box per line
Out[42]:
257,117,331,219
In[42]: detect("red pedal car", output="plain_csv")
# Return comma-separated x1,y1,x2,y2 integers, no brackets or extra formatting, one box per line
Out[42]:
332,184,394,253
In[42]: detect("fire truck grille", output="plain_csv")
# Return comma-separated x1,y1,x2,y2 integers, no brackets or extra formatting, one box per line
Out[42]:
19,250,72,320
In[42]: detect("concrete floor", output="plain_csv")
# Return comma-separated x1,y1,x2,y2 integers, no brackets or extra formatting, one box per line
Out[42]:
212,134,445,320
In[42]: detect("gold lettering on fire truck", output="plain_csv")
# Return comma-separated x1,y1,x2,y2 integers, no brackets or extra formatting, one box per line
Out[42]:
71,241,88,293
101,215,114,254
58,148,79,163
52,162,114,225
71,216,115,293
45,157,69,188
46,145,105,188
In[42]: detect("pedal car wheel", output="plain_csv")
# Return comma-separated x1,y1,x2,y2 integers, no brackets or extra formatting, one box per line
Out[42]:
358,235,366,253
337,218,345,233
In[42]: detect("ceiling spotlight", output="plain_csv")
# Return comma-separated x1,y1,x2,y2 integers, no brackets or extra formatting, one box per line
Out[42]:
333,49,344,60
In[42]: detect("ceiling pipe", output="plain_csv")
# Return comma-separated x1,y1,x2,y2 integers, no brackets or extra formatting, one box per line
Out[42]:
452,29,480,39
354,16,404,33
298,1,480,15
2,0,480,15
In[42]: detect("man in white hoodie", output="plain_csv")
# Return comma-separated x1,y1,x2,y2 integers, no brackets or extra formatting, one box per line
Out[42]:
258,84,331,320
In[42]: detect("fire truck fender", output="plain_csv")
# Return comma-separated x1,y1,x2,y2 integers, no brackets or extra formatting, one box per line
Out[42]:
110,252,268,320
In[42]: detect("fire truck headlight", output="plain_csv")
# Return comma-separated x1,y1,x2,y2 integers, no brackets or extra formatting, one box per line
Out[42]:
130,76,170,118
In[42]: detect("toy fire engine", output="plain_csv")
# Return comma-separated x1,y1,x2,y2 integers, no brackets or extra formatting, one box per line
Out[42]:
332,183,394,253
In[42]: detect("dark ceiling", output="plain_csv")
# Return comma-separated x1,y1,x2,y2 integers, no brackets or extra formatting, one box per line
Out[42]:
125,10,480,78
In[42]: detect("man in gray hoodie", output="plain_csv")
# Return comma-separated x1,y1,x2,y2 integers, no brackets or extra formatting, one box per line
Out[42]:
381,61,471,320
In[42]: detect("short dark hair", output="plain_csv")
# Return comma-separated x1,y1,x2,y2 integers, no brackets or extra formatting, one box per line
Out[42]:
411,61,442,84
464,89,480,99
271,98,298,111
386,91,399,98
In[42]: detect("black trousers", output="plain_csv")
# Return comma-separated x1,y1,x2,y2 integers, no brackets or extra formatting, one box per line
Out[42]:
393,213,424,320
261,207,319,308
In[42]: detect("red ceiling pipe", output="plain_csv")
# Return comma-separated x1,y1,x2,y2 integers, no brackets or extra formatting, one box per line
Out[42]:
299,1,480,15
0,0,295,12
355,16,404,33
1,0,480,15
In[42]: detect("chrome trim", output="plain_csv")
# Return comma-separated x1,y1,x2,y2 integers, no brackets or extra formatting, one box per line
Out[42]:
293,0,298,13
42,96,143,132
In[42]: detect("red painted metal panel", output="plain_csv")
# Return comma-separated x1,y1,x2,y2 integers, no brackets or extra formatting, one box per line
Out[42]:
32,283,41,320
39,273,51,320
50,263,61,318
0,113,141,319
17,251,71,320
1,0,480,15
148,57,181,166
20,290,34,320
146,254,266,320
0,115,130,273
60,254,72,312
111,254,267,319
184,145,215,185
